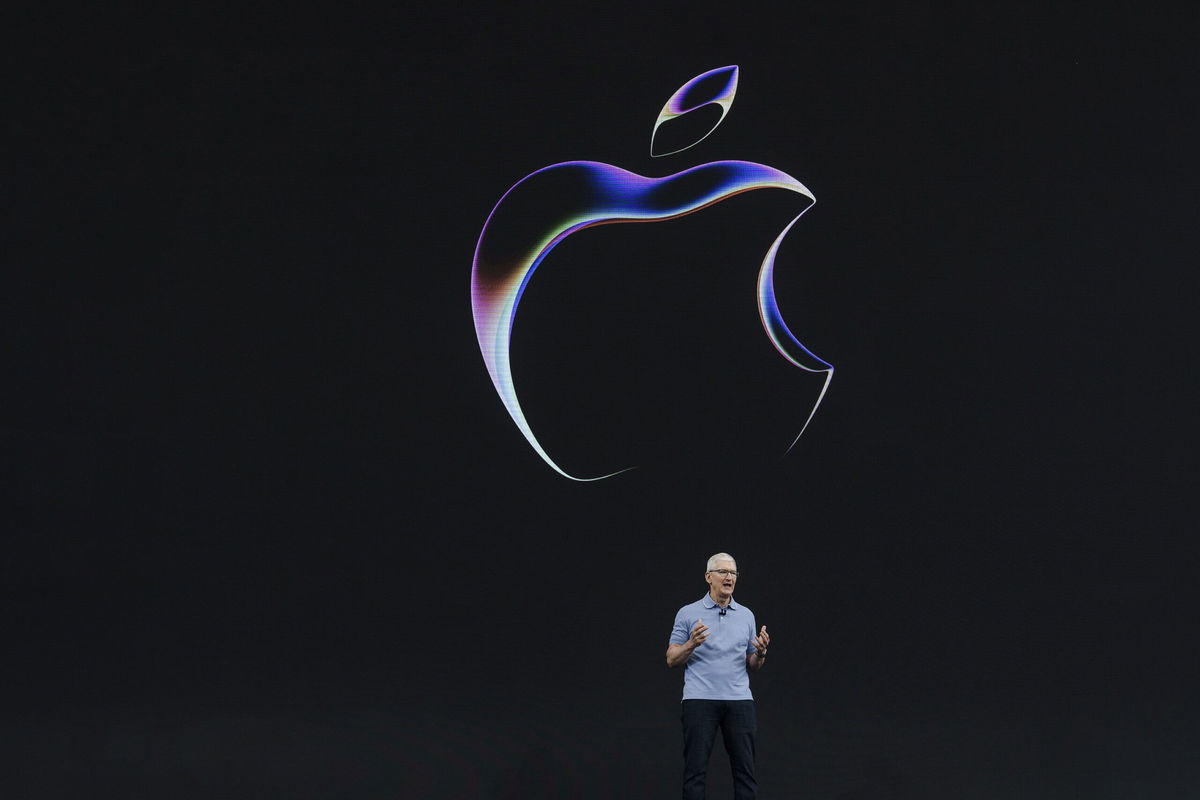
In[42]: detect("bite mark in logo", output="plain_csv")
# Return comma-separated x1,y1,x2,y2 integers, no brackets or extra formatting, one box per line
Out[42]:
471,66,833,480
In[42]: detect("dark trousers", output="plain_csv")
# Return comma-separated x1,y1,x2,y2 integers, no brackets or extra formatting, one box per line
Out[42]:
681,699,757,800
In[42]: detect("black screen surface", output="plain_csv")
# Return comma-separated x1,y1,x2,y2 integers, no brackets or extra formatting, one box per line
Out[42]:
6,4,1198,797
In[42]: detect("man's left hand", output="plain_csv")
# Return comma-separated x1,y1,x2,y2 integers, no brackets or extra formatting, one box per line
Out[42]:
753,625,770,657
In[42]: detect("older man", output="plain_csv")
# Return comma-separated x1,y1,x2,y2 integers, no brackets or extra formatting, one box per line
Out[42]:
667,552,770,800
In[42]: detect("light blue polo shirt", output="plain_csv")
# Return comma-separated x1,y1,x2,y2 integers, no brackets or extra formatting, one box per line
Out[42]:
669,594,757,700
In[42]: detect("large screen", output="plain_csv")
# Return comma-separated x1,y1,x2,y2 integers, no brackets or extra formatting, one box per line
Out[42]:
6,5,1197,797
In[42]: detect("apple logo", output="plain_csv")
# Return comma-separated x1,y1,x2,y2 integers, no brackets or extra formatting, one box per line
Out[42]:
471,65,833,481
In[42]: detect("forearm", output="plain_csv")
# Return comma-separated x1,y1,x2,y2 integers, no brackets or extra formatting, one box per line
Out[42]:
666,642,698,668
746,651,767,672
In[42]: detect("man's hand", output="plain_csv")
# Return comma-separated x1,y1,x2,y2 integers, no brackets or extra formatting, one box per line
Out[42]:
753,625,769,657
747,625,770,672
666,620,710,668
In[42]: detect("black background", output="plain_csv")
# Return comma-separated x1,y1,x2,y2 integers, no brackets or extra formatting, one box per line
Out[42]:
5,3,1198,798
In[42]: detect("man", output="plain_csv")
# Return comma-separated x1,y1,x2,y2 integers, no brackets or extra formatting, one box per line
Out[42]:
667,552,770,800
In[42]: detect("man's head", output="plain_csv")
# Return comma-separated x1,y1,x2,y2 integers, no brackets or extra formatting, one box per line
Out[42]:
705,552,738,605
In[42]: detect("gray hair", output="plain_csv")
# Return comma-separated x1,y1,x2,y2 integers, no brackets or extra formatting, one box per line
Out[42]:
706,552,736,571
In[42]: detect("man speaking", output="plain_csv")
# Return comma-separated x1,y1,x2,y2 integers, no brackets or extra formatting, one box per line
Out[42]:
667,552,770,800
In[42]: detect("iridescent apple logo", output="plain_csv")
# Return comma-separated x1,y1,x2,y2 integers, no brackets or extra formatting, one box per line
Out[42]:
471,65,833,480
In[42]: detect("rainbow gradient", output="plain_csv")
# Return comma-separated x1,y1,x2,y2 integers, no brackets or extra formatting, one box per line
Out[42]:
652,65,739,157
470,159,833,480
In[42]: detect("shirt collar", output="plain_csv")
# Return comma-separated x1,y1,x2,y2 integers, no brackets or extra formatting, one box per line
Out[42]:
701,594,737,611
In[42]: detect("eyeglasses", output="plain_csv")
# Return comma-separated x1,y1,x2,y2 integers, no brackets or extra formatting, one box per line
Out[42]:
708,569,739,577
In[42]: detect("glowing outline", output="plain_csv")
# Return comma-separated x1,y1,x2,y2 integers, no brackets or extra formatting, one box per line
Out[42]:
470,160,832,480
651,65,739,157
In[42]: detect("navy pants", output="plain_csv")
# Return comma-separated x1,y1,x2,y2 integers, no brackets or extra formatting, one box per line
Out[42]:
681,699,757,800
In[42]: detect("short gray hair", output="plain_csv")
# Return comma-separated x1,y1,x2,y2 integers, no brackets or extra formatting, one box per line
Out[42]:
706,552,736,571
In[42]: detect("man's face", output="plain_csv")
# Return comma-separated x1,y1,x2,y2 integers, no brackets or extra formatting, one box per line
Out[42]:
705,559,738,602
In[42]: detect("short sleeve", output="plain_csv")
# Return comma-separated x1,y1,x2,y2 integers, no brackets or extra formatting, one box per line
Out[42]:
669,608,692,645
745,611,758,654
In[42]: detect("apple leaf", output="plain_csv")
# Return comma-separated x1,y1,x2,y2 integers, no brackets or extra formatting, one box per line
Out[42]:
651,65,739,157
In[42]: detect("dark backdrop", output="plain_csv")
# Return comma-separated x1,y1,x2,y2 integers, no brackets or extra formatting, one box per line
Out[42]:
5,3,1198,798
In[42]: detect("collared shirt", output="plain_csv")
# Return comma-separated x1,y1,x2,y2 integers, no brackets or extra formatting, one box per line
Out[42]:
669,594,757,700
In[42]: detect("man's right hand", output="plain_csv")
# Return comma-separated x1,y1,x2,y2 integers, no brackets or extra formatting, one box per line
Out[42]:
666,619,711,668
